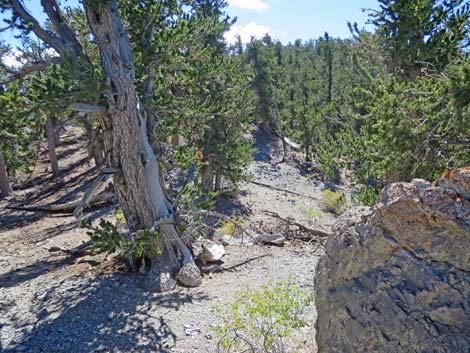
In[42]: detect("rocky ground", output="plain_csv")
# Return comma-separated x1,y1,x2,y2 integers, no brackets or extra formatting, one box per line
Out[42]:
0,128,339,353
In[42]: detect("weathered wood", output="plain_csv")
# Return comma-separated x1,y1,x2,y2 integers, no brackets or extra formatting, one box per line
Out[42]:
45,115,60,177
74,174,110,218
262,210,331,238
69,103,106,116
83,0,201,290
0,149,12,197
7,191,114,213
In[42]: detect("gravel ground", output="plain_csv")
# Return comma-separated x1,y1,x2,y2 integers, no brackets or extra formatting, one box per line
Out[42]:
0,130,336,353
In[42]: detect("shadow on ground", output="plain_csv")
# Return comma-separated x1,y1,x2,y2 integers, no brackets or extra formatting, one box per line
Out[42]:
252,128,276,162
2,270,210,353
216,193,251,217
0,168,107,234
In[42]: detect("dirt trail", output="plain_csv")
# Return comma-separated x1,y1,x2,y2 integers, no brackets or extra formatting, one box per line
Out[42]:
0,129,336,353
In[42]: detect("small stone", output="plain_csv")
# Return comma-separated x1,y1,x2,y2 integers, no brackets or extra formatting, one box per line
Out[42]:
108,312,115,320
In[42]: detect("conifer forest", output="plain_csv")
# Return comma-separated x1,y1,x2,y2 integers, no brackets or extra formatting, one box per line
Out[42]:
0,1,469,352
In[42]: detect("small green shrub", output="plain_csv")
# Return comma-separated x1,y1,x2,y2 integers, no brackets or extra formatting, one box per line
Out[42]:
115,209,126,226
353,185,380,207
321,189,348,214
80,218,161,262
218,220,235,235
212,279,314,353
300,206,328,220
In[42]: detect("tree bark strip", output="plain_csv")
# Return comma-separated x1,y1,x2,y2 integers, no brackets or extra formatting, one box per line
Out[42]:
45,115,60,177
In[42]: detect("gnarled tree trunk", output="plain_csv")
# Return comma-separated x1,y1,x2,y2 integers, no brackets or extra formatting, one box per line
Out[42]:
83,1,201,291
0,149,12,197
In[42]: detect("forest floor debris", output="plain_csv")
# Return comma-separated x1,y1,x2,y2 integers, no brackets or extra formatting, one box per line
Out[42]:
0,129,340,353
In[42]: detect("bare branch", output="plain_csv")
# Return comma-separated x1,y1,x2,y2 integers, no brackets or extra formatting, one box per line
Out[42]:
70,103,107,116
262,210,331,238
74,174,111,218
7,191,114,214
46,241,92,257
0,24,14,32
9,0,67,54
40,0,83,57
0,56,63,81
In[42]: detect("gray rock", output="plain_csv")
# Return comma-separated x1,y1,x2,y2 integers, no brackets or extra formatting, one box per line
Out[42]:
177,263,202,287
315,168,470,353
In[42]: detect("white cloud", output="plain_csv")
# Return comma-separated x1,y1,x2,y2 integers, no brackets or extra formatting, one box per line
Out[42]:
1,47,59,69
228,0,271,11
225,22,271,44
1,49,22,69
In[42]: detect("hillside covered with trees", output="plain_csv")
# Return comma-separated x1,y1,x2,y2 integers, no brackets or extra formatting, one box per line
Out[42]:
0,1,469,352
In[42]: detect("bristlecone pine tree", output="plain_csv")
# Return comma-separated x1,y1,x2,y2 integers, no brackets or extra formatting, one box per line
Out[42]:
0,0,204,291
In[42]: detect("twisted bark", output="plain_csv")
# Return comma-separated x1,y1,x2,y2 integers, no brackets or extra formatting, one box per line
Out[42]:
83,0,201,290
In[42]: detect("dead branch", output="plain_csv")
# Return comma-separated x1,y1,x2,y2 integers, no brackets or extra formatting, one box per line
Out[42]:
0,56,63,83
8,191,114,214
10,0,67,54
74,174,111,218
46,241,92,257
70,102,107,116
183,210,264,247
262,210,331,238
248,180,321,201
221,254,271,272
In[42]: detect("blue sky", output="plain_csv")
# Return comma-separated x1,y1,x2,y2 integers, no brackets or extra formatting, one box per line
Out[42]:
225,0,378,44
1,0,379,49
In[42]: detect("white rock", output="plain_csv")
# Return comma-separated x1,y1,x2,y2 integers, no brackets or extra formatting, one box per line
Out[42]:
198,240,225,264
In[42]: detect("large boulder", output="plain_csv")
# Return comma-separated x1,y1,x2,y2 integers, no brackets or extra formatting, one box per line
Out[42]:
315,168,470,353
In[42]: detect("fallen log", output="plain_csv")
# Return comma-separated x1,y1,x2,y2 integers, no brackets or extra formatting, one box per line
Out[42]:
7,191,114,214
262,210,331,238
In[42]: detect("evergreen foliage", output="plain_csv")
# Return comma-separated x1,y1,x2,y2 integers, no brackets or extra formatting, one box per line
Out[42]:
1,0,469,211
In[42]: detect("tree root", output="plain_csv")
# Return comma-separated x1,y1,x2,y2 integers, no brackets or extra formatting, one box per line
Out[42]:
142,223,202,291
143,238,180,292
